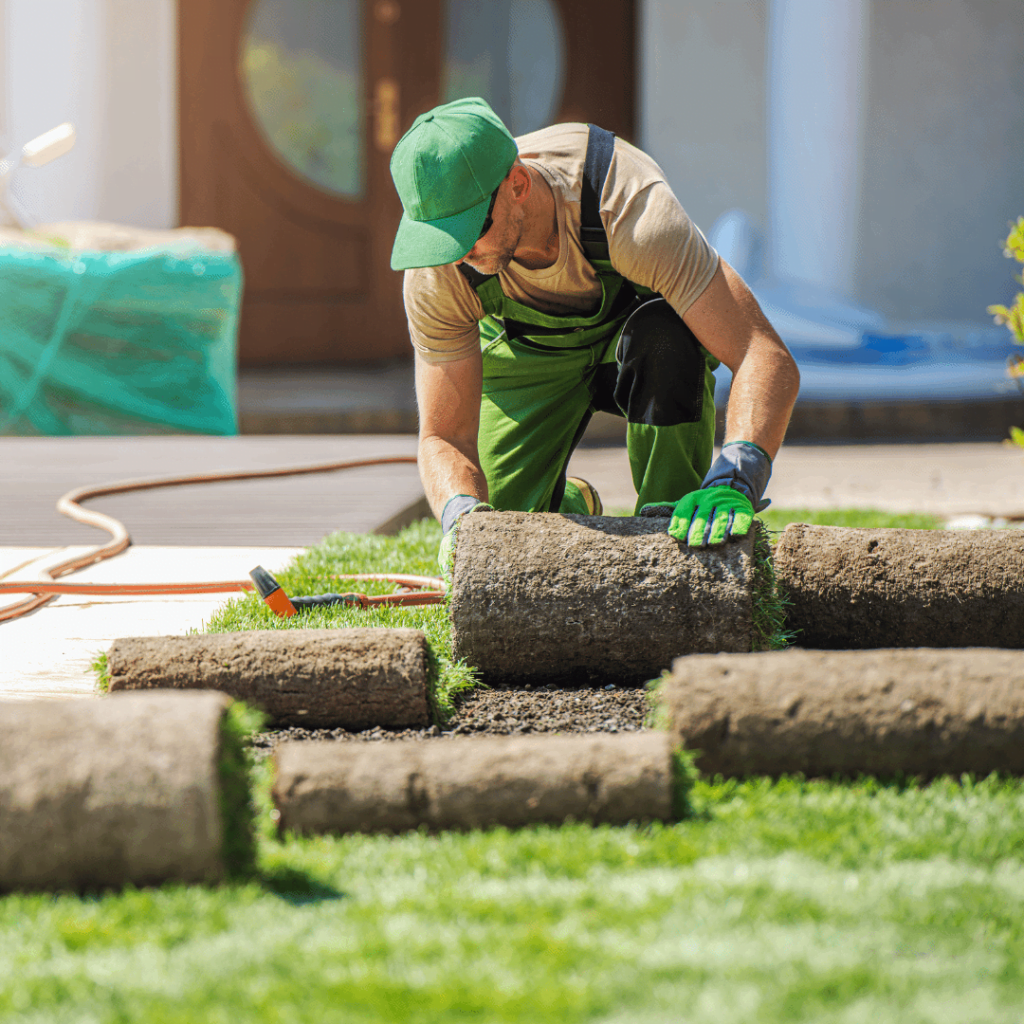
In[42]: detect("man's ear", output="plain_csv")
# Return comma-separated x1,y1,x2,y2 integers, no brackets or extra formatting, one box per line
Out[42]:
507,163,532,203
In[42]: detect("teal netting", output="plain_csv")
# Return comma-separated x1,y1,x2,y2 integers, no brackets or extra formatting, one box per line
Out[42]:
0,243,241,435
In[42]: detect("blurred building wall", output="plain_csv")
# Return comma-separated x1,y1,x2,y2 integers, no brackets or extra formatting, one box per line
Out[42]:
860,0,1024,322
639,0,768,239
3,0,1023,326
1,0,176,228
640,0,1024,324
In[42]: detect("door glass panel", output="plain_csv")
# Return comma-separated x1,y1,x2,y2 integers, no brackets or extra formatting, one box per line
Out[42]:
442,0,565,137
240,0,365,199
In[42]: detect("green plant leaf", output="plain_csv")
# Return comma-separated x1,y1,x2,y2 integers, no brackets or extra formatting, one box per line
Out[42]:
991,218,1024,344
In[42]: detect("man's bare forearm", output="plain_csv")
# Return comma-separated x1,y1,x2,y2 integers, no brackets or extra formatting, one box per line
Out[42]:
414,350,489,521
682,261,800,462
723,338,800,460
418,433,489,521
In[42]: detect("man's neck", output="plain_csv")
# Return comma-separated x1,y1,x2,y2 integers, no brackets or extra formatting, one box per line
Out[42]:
512,167,559,271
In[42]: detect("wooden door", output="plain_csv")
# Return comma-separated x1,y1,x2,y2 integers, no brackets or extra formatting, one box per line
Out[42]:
178,0,636,367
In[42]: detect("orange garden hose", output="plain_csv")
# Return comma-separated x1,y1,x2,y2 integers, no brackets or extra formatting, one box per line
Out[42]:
0,455,446,624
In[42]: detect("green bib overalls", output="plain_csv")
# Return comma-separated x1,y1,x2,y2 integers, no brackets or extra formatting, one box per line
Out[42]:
461,125,719,516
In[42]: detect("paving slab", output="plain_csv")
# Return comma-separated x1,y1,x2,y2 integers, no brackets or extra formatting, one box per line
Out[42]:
0,545,302,701
0,435,422,547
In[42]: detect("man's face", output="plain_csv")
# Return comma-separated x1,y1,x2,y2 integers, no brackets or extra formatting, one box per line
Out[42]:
456,180,521,276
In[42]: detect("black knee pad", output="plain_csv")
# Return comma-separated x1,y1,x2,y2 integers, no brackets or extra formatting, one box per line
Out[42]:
611,297,708,426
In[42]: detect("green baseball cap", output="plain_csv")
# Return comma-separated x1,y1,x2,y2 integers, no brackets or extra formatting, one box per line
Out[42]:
390,97,518,271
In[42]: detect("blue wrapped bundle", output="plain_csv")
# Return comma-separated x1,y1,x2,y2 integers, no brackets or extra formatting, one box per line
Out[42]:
0,224,241,435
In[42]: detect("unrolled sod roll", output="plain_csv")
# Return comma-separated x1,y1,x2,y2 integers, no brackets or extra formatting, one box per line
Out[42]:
108,628,430,728
661,647,1024,778
775,524,1024,648
450,511,757,685
0,691,243,892
273,731,674,835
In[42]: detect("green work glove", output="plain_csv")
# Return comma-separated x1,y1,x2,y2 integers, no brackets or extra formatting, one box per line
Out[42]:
438,494,493,573
639,440,772,548
666,485,754,547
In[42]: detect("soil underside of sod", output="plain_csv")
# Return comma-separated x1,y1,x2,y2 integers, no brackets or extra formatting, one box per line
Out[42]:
252,682,650,756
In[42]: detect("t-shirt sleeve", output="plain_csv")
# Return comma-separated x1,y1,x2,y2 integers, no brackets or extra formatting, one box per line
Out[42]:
603,178,719,318
403,265,483,364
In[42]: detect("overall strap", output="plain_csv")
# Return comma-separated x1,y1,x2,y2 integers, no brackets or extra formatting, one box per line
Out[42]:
579,123,615,263
458,263,491,290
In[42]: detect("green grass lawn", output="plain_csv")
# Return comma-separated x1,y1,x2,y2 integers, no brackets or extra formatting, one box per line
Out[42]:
5,774,1023,1023
8,507,1022,1023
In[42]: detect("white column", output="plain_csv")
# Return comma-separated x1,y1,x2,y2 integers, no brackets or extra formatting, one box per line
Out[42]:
98,0,178,228
6,0,106,222
0,0,9,150
4,0,177,227
767,0,868,297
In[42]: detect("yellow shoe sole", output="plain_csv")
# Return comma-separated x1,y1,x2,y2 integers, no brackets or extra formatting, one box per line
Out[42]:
566,476,603,516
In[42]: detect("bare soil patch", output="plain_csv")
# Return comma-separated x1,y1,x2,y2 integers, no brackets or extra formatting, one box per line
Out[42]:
252,682,651,758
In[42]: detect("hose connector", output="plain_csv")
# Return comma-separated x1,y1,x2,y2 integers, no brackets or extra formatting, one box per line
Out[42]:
249,565,297,618
249,566,370,616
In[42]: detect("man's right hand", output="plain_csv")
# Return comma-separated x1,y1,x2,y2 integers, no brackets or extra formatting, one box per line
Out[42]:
438,494,494,573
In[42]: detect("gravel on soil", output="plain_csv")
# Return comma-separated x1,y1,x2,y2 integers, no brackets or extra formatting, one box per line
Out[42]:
252,682,653,757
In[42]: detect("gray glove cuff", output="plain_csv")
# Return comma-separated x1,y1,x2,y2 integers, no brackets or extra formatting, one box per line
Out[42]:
441,494,485,536
701,441,773,512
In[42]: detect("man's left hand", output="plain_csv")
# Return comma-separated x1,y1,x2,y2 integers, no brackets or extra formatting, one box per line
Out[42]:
665,485,754,547
639,439,773,548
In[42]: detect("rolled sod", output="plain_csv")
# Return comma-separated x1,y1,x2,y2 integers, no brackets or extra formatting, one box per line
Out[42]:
450,511,757,684
661,647,1024,778
273,731,674,835
775,524,1024,648
107,628,430,728
0,690,252,892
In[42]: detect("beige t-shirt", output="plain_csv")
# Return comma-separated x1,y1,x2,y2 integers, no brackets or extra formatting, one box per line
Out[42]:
403,123,719,364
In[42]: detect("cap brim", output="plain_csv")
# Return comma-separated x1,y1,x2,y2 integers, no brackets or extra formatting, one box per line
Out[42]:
390,192,491,271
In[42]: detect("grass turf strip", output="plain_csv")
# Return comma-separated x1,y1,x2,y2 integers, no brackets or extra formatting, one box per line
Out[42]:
3,774,1023,1023
218,702,266,880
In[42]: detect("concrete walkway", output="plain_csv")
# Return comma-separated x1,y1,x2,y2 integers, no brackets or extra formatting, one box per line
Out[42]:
1,545,303,700
3,435,1023,702
571,442,1024,519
